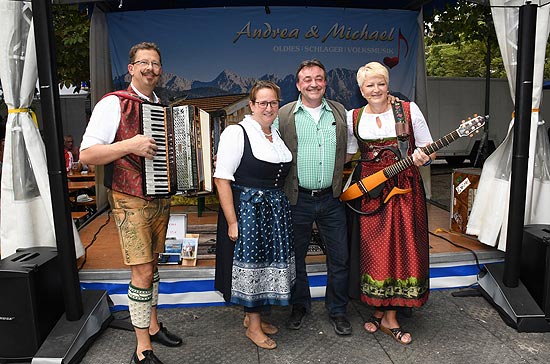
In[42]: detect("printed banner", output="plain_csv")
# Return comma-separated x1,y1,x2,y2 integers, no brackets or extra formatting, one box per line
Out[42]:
107,6,418,109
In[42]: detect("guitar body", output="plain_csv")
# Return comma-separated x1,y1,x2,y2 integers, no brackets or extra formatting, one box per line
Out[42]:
354,144,416,215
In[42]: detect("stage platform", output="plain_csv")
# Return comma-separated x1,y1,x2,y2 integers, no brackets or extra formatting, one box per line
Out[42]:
77,202,504,310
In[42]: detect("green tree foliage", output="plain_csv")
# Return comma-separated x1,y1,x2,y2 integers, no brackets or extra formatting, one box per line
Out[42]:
52,4,90,92
425,1,550,79
545,42,550,80
424,2,504,78
426,41,506,78
426,2,494,45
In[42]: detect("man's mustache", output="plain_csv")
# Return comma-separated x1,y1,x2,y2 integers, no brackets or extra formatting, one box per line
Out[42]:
142,70,161,77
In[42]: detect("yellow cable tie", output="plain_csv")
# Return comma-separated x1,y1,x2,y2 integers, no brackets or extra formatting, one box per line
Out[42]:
8,108,38,128
511,108,540,118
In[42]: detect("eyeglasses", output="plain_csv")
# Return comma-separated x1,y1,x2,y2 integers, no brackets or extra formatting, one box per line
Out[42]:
254,101,279,108
131,60,162,69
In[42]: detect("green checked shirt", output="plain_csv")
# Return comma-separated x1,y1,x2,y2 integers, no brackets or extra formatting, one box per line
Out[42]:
292,97,337,190
276,96,348,204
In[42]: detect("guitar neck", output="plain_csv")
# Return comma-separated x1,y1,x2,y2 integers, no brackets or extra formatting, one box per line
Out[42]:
383,129,462,179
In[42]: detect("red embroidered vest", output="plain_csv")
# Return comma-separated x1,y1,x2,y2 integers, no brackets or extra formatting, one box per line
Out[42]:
102,86,149,199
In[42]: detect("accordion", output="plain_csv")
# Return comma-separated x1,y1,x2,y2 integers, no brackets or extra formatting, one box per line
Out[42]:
140,103,213,197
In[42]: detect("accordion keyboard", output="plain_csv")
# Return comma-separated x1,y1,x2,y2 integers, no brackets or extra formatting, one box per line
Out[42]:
141,104,172,196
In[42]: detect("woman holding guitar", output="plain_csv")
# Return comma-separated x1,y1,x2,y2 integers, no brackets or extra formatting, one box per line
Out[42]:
346,62,434,345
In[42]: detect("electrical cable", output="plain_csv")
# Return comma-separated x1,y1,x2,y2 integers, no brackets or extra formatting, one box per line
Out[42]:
429,228,488,297
78,211,112,270
429,228,483,272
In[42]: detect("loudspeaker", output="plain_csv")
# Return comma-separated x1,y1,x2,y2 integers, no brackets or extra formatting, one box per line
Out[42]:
0,247,64,361
520,224,550,317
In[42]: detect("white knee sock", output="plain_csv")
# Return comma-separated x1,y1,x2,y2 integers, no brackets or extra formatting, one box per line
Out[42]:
128,283,152,329
152,270,160,307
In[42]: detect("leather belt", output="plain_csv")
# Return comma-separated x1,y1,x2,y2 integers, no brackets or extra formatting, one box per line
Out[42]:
298,186,332,197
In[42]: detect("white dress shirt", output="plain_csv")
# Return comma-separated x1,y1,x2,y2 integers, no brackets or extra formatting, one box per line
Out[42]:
80,84,160,151
214,115,292,181
346,102,433,154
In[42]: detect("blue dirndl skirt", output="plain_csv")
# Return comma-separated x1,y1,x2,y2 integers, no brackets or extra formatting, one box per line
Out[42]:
230,184,295,307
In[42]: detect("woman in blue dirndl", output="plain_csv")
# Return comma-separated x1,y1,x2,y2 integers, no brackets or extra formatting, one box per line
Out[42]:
214,80,295,350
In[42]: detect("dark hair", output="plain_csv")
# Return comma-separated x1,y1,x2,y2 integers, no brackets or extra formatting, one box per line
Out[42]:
249,80,281,102
129,42,162,64
295,59,326,81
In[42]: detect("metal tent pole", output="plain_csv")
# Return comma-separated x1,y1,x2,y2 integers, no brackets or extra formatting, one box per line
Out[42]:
31,0,83,320
502,2,537,287
30,1,111,362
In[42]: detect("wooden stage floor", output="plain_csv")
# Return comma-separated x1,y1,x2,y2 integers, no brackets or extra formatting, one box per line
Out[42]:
76,202,502,273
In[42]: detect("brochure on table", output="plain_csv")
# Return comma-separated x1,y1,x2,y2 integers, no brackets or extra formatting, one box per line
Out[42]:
160,213,199,266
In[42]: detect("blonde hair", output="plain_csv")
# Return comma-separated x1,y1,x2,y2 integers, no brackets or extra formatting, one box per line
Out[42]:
356,62,389,88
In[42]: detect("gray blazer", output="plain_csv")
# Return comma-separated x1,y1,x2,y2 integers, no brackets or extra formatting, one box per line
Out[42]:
278,98,348,205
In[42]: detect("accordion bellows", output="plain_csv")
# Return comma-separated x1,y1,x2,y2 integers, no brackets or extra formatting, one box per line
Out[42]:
140,103,213,197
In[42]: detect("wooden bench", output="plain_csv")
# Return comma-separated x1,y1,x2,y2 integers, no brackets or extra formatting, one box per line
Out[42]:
72,211,90,228
71,211,88,220
68,181,95,193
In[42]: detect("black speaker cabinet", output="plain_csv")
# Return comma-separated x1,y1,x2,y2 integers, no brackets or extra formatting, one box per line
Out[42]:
520,225,550,317
0,247,64,361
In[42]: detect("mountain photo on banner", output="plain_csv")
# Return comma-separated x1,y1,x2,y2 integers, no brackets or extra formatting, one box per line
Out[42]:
107,6,418,109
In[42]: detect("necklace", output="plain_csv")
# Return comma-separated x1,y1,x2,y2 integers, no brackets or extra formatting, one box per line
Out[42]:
263,132,273,137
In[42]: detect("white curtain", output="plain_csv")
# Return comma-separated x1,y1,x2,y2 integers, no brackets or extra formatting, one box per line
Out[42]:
0,0,84,258
89,6,112,212
466,0,550,251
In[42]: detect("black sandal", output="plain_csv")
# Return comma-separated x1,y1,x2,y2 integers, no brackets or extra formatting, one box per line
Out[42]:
363,315,382,333
380,325,412,345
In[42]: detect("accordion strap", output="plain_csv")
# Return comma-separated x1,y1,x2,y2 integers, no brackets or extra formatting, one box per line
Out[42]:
103,90,145,104
106,90,145,172
122,155,142,171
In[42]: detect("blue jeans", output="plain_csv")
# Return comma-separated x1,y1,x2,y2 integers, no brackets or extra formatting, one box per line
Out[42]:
290,191,349,315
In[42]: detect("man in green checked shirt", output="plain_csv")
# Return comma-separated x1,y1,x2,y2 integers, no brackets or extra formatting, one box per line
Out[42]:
276,59,354,336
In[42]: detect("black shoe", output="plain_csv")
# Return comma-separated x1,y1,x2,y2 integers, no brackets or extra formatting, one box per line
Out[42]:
287,304,307,330
330,314,352,335
150,323,183,347
131,350,163,364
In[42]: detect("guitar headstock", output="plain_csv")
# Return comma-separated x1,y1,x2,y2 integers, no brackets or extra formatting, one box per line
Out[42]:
457,115,487,137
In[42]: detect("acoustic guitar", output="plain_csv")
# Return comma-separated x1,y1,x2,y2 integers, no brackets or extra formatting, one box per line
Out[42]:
340,115,487,204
